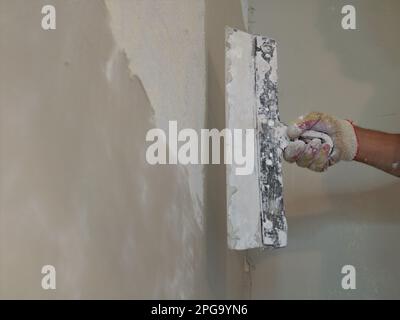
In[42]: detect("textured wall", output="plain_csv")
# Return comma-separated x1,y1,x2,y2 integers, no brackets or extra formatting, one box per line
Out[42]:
204,0,250,298
248,0,400,299
0,0,247,299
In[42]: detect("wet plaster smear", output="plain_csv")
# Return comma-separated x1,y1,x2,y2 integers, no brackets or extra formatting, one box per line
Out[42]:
0,0,247,298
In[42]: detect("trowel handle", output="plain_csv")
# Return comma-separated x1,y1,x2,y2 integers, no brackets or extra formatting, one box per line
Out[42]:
300,130,334,151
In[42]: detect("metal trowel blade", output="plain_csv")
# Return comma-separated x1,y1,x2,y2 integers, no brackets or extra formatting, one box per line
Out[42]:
225,27,287,250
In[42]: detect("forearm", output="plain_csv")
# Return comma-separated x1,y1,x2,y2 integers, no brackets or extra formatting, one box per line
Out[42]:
354,126,400,177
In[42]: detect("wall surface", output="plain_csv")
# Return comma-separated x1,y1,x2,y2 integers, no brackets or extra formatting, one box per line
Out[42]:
0,0,247,299
248,0,400,299
3,0,397,300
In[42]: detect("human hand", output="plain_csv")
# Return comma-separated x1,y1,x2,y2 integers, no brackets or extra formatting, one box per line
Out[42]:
283,112,358,172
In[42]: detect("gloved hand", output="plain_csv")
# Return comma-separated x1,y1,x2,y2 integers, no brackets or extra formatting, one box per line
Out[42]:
283,112,358,172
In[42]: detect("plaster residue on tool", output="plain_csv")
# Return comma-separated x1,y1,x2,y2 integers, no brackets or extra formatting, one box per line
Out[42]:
225,26,287,250
225,27,332,250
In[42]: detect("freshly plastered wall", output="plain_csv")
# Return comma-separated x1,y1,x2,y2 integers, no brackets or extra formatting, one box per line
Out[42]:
0,0,248,298
248,0,400,299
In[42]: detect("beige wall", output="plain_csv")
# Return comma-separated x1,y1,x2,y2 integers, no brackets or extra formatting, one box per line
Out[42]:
0,0,247,299
2,0,397,300
248,0,400,299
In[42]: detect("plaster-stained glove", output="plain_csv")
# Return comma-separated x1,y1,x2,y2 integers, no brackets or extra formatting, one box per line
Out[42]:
283,112,358,172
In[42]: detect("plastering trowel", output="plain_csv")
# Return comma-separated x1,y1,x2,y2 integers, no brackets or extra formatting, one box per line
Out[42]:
225,27,332,250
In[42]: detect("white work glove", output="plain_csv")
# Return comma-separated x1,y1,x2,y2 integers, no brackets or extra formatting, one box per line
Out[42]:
283,112,358,172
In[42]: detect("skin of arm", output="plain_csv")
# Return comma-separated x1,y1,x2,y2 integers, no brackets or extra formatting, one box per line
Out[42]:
353,126,400,177
284,112,400,177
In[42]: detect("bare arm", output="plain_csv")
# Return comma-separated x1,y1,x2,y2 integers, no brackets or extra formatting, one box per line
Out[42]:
284,112,400,177
354,126,400,177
